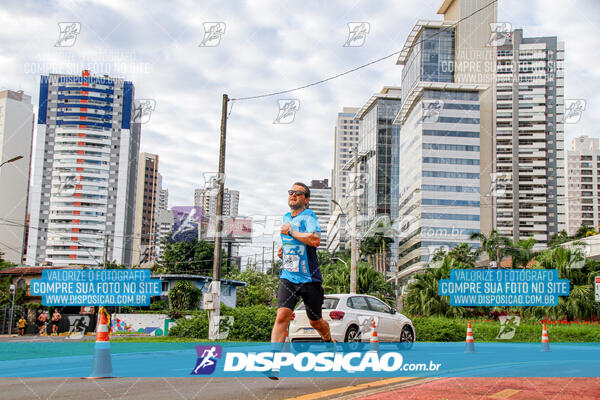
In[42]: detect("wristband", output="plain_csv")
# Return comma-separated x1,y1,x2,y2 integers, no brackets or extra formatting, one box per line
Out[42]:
289,227,293,236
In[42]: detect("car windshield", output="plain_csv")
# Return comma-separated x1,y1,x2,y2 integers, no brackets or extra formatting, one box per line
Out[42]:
296,297,339,310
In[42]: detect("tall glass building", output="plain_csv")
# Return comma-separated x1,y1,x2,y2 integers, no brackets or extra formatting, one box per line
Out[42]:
26,70,140,267
394,20,489,280
355,87,402,274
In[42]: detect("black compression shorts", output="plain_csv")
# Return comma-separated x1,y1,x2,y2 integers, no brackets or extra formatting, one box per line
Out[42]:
276,279,324,321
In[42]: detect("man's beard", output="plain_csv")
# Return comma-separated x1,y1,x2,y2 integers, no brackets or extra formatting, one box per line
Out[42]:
289,202,305,210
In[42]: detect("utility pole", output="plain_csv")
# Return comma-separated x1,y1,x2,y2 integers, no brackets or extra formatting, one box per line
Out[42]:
271,241,275,277
350,146,358,294
262,247,265,274
103,234,109,268
208,94,228,341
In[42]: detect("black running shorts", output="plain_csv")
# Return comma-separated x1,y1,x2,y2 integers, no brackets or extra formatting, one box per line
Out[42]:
277,278,324,321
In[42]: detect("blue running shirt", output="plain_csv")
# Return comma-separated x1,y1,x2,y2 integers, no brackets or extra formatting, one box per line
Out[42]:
280,208,322,284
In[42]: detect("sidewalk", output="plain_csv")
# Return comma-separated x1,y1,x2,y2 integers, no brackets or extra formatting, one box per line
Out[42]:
356,378,600,400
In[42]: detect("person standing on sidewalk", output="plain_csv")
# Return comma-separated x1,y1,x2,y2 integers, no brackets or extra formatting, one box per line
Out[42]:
271,182,333,344
17,316,26,336
51,308,62,335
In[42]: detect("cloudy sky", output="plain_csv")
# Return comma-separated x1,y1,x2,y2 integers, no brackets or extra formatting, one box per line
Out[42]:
1,0,599,263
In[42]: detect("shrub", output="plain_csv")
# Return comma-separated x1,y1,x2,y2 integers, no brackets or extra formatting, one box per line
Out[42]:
168,305,277,341
168,311,209,338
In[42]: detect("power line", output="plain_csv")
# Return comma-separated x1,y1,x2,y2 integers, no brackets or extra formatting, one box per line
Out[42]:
231,0,498,101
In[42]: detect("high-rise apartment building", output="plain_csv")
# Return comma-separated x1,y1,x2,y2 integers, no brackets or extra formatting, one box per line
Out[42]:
27,70,140,267
565,136,599,235
495,28,565,245
194,187,239,217
132,153,158,265
0,90,34,263
332,107,360,202
308,179,331,250
356,87,402,231
394,0,497,282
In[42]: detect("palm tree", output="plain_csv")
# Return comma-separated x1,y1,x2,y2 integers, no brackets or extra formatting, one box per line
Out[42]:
507,237,537,268
404,256,466,317
470,230,512,264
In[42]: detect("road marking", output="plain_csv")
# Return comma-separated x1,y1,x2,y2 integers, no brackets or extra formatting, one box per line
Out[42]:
285,377,415,400
489,389,521,398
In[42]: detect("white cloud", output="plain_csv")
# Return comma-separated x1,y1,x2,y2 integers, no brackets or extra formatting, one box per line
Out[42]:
1,0,598,263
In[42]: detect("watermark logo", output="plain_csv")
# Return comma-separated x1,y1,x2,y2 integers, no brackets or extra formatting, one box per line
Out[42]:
55,22,81,47
569,243,590,270
191,345,223,375
564,99,586,124
57,175,77,197
199,22,226,47
488,172,513,197
344,22,370,47
496,315,520,340
345,172,370,199
201,172,226,197
133,99,156,124
487,22,512,47
422,100,443,123
274,99,300,124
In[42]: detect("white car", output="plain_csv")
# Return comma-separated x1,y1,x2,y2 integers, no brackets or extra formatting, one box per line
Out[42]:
288,294,415,346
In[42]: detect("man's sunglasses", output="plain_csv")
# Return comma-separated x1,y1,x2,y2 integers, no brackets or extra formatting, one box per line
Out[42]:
288,190,305,196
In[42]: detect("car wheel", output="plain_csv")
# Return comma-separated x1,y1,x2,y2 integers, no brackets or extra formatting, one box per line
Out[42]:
397,325,414,350
344,326,361,342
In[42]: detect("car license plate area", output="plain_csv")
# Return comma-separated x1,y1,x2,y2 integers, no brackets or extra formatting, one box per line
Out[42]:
302,328,315,333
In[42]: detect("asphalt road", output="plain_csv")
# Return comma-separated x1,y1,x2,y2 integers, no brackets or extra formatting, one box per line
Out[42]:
0,376,391,400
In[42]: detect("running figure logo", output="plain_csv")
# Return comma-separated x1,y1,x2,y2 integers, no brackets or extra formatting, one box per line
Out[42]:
191,345,223,375
55,22,81,47
199,22,226,47
274,99,300,124
344,22,370,47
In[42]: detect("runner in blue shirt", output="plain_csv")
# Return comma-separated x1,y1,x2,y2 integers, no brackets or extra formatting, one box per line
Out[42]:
270,182,333,347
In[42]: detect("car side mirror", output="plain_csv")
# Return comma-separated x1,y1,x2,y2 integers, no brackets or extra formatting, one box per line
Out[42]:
390,308,396,314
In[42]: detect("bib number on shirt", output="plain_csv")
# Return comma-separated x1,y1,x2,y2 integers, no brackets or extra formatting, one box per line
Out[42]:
283,254,300,273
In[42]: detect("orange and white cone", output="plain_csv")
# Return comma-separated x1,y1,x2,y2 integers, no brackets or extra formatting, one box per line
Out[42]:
465,321,475,353
541,323,550,352
84,307,114,379
369,317,380,354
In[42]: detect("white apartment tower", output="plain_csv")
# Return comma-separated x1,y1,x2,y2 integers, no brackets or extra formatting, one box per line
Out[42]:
495,29,566,245
332,107,360,202
308,179,331,250
565,136,600,236
0,90,34,263
194,187,239,217
26,71,140,267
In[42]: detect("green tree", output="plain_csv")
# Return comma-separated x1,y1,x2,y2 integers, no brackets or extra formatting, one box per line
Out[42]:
574,225,597,239
321,260,394,304
507,237,537,268
403,256,467,317
470,230,512,263
432,243,480,266
168,280,202,310
548,230,571,247
226,269,279,307
161,238,226,274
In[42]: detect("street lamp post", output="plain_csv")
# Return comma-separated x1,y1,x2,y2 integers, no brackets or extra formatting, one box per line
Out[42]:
0,155,23,168
8,284,15,335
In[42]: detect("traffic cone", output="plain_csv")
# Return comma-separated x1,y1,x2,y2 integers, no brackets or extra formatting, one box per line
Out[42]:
541,323,550,352
465,321,475,353
369,317,380,353
83,307,114,379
